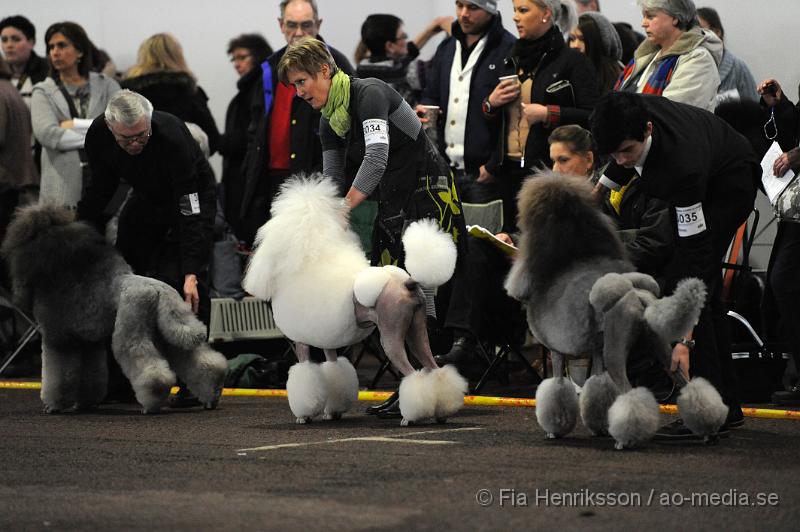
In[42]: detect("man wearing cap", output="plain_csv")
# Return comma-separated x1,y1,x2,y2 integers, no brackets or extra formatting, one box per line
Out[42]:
418,0,515,203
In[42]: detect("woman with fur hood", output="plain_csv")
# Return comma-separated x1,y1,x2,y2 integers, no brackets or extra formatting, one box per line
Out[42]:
121,33,220,155
614,0,722,111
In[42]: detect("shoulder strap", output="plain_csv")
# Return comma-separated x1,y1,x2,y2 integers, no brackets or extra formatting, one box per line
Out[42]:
56,81,82,119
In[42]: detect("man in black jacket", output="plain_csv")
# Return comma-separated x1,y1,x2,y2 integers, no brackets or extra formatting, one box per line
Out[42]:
78,90,215,323
591,92,759,438
238,0,353,245
418,0,516,203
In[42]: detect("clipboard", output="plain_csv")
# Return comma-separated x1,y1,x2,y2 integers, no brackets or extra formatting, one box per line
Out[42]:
467,225,517,256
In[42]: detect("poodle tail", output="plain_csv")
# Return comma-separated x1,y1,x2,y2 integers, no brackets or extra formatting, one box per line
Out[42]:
644,278,707,341
153,282,208,350
401,219,457,288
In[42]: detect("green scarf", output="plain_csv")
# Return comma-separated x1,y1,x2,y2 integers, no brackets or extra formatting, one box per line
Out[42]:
321,70,351,138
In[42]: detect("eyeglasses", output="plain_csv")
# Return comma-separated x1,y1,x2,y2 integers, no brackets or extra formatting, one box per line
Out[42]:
112,126,152,146
391,33,409,42
284,20,316,31
230,53,252,63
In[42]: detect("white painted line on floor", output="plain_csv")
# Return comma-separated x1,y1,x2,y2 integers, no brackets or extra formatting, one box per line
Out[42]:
237,426,483,453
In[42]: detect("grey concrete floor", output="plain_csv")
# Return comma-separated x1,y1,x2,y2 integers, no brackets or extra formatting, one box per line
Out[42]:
1,385,799,531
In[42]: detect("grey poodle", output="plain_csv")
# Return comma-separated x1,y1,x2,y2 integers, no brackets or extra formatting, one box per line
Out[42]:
1,204,227,414
505,172,728,449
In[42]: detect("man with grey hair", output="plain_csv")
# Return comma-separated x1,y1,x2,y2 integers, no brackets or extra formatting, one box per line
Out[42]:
77,90,216,322
238,0,354,246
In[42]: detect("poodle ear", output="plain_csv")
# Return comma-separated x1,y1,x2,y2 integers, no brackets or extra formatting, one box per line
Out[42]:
504,258,531,302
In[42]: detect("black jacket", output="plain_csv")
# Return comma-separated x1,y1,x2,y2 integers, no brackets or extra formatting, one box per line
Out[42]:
218,66,261,233
602,177,675,282
605,95,759,289
491,26,599,170
420,14,516,175
121,72,220,155
21,51,50,87
78,111,216,277
240,38,353,227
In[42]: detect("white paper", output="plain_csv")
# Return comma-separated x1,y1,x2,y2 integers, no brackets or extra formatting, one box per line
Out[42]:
761,141,795,204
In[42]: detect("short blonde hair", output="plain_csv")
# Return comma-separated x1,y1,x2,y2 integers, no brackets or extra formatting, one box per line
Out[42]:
277,36,338,85
125,32,195,80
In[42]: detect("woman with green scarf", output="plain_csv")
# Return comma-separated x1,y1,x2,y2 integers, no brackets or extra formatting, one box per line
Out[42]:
278,37,464,288
278,37,466,418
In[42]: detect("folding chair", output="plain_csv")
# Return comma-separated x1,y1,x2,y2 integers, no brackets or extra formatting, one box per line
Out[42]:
0,289,40,376
721,208,767,356
462,199,504,233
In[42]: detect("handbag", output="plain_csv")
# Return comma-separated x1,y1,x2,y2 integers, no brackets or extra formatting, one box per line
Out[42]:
774,173,800,222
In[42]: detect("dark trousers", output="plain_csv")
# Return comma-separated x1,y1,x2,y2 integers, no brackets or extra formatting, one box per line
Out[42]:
444,235,525,340
767,221,800,361
116,200,211,326
689,189,755,409
453,168,502,204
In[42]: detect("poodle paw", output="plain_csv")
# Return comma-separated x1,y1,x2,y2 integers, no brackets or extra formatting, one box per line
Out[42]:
42,405,62,415
322,412,343,421
400,418,411,427
295,416,311,424
614,441,625,450
545,432,559,439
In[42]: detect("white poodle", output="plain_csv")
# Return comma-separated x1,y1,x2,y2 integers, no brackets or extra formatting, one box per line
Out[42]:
243,175,467,425
506,172,728,449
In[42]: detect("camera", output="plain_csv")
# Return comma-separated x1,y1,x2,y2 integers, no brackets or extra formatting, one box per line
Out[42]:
763,82,777,96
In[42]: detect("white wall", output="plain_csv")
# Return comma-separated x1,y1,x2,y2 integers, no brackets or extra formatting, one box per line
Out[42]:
5,0,791,264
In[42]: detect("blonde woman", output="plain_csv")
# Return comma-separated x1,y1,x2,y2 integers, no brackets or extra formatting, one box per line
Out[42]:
121,33,219,154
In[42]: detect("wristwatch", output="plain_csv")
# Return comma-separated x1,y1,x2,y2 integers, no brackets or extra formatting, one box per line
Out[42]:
482,97,495,115
674,338,696,349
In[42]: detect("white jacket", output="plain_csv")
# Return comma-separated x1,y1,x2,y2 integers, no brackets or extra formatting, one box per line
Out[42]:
618,27,723,112
31,72,120,208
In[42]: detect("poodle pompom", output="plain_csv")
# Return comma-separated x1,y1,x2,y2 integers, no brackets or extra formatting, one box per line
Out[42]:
431,365,468,419
399,370,437,423
286,361,327,423
535,377,579,438
401,219,457,288
644,278,707,341
131,358,176,414
608,387,660,449
579,373,620,436
321,358,360,419
353,267,391,307
677,377,728,437
589,273,633,313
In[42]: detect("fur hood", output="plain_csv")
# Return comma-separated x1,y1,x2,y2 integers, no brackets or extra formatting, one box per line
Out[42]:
121,71,198,95
634,26,723,67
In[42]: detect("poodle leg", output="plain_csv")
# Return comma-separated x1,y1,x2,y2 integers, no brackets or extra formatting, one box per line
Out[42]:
168,343,228,410
77,342,109,410
580,372,620,436
286,353,327,424
40,341,81,414
112,335,175,414
295,342,311,363
321,349,359,420
405,305,438,370
534,353,579,439
602,290,645,393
